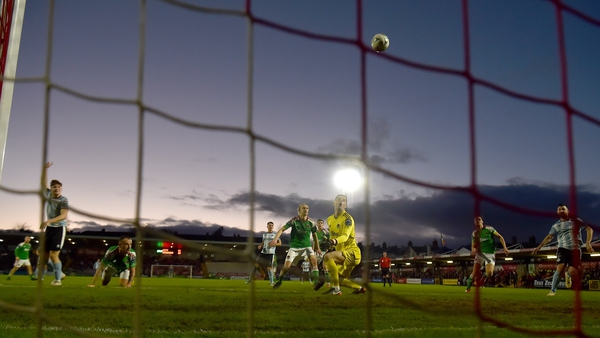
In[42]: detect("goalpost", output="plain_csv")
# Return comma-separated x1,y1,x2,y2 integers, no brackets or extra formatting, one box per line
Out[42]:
0,0,25,182
150,264,193,278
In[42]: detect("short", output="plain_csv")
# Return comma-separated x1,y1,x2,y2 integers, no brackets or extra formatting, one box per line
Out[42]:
315,251,325,265
381,267,390,277
44,226,66,252
556,247,581,267
475,252,495,266
101,266,131,285
285,247,315,265
14,259,31,268
256,253,274,270
338,247,361,278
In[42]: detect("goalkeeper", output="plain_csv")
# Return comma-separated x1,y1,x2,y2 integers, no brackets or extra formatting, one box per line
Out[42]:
314,194,365,295
88,235,136,288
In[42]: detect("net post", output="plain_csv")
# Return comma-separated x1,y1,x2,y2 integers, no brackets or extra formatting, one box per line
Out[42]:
0,0,25,182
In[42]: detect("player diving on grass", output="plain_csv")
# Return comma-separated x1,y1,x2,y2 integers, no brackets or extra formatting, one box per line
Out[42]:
314,194,366,295
269,203,321,289
465,216,509,292
88,235,136,288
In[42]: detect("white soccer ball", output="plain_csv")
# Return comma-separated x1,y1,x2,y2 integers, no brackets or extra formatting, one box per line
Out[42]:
371,33,389,53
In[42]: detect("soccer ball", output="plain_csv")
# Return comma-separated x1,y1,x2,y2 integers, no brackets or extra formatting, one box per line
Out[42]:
371,34,389,53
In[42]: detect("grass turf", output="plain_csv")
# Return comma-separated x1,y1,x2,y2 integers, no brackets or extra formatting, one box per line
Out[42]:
1,276,599,338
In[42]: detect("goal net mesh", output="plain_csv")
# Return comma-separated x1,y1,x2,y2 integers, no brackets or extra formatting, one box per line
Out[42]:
0,0,599,337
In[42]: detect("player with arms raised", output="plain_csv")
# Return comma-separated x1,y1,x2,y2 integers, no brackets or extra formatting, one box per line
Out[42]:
88,235,136,287
35,162,69,286
269,203,321,289
533,204,594,296
316,194,365,295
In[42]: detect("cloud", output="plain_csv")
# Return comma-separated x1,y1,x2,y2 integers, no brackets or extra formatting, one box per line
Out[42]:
316,117,428,165
350,183,600,248
69,183,600,249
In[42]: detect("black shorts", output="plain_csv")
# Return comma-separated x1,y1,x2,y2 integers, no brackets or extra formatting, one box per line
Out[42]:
45,226,66,252
381,268,390,277
256,253,274,270
556,247,581,267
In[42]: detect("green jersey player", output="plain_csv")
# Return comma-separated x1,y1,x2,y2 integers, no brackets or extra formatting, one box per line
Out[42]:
314,219,331,284
88,236,136,287
465,216,509,292
269,203,322,289
7,236,34,280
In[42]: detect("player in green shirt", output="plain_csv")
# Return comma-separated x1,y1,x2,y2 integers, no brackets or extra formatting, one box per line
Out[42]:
269,203,322,289
465,216,509,292
314,219,331,285
7,236,34,280
88,236,136,287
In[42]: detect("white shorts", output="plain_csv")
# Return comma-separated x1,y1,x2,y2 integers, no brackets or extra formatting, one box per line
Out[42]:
285,247,315,265
315,251,325,264
101,266,131,283
14,259,31,268
475,252,495,266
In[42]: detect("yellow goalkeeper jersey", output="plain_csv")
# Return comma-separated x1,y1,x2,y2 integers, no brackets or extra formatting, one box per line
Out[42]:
327,211,358,252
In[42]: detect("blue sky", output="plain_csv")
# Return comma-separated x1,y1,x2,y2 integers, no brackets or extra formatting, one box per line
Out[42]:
1,0,599,248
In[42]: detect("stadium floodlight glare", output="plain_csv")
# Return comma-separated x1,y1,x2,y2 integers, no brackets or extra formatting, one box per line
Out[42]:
446,260,453,264
547,255,557,259
333,168,362,193
590,253,600,257
426,261,432,265
504,257,513,261
405,262,410,266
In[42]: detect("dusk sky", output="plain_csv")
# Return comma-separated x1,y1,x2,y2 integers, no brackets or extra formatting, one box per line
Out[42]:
0,0,599,249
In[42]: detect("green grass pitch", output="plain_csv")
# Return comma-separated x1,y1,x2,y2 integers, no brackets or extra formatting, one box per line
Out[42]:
1,276,599,338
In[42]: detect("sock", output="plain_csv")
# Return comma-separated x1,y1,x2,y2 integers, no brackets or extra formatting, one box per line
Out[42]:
53,261,62,280
551,270,560,292
311,270,319,284
325,259,339,287
268,270,273,284
466,276,473,289
47,261,55,273
341,278,361,290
